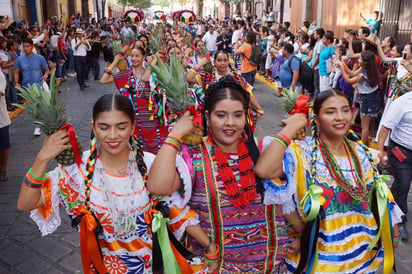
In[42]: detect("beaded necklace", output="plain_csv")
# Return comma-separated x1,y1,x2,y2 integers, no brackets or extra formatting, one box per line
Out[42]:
206,137,257,209
318,137,368,202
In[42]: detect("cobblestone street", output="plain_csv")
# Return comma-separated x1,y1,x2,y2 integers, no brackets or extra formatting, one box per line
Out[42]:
0,74,411,273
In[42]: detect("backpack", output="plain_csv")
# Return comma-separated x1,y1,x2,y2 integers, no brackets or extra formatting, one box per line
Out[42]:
245,44,263,66
288,56,314,93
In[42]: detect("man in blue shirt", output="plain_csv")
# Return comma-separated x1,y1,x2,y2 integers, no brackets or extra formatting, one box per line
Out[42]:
279,43,301,91
14,38,49,89
14,38,49,136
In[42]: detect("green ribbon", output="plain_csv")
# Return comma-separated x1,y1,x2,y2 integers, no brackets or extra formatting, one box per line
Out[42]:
368,175,390,249
152,212,181,274
300,184,324,221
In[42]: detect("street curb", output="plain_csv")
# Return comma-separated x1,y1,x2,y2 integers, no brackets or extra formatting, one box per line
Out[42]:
8,101,28,120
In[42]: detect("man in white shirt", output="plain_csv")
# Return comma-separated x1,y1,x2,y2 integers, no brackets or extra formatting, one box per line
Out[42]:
378,91,412,241
71,28,91,90
120,23,133,39
202,26,218,55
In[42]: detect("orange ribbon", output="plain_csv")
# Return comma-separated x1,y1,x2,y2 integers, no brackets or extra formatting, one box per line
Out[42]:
61,124,84,167
144,200,159,225
78,205,108,274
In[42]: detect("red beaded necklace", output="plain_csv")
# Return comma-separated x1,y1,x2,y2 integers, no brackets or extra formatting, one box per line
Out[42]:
207,137,257,209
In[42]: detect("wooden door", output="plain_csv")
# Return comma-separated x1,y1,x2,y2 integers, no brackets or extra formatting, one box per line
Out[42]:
14,0,29,23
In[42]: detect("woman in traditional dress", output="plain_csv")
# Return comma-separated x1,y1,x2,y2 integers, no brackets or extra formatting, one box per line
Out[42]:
100,46,169,154
148,76,304,273
256,89,403,273
188,50,264,118
17,94,218,273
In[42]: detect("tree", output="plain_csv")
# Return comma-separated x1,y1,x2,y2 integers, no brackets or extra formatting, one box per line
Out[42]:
117,0,152,9
153,0,170,8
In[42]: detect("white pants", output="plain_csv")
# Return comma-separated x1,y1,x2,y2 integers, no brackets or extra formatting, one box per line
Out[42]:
319,75,331,92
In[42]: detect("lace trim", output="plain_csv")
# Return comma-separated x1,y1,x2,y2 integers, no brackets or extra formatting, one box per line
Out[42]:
30,168,62,236
171,217,200,242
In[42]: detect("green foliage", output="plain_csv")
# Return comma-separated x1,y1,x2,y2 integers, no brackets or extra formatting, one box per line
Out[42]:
14,70,67,135
117,0,152,9
149,51,191,113
153,0,170,7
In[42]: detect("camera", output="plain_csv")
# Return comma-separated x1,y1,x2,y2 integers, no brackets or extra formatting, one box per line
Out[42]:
403,52,407,59
382,60,397,66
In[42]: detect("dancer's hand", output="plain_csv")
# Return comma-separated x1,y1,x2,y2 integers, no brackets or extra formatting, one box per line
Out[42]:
284,238,301,254
171,111,201,139
38,130,72,162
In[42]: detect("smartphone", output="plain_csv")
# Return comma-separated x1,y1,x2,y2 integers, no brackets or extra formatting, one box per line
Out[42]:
391,146,407,163
403,52,407,59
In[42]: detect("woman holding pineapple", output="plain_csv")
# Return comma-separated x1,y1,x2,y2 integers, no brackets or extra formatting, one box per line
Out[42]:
255,89,403,273
149,76,304,273
200,50,265,119
101,46,169,154
17,94,219,274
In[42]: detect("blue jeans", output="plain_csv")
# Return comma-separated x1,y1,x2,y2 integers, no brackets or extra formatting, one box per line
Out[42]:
389,140,412,223
241,70,257,86
66,48,74,72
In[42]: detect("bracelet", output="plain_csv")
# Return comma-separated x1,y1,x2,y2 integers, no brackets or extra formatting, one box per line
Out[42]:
204,236,212,253
190,68,198,74
29,168,47,180
105,68,113,75
256,109,265,115
294,234,302,239
394,237,402,243
203,256,219,263
204,243,220,260
24,169,48,188
276,133,291,146
274,136,288,149
168,133,183,143
164,134,183,151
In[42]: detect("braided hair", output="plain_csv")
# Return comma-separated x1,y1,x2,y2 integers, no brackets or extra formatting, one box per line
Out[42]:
84,94,148,210
310,89,379,186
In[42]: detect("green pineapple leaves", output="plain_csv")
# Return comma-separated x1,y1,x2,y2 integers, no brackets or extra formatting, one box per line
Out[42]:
281,88,301,114
13,70,67,135
149,51,192,113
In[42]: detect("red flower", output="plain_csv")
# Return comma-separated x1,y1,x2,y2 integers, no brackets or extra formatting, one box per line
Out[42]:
104,255,128,274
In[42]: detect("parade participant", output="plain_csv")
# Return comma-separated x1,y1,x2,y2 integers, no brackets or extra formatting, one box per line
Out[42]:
256,89,403,273
149,76,304,273
17,94,217,274
187,40,209,80
101,46,168,154
192,50,264,118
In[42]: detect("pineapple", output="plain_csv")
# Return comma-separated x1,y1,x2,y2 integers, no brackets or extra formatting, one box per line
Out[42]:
14,71,82,165
281,89,308,140
112,40,128,71
149,51,203,145
148,28,164,54
199,46,213,72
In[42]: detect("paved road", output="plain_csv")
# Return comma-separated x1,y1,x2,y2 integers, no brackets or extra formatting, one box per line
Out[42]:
0,72,411,273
